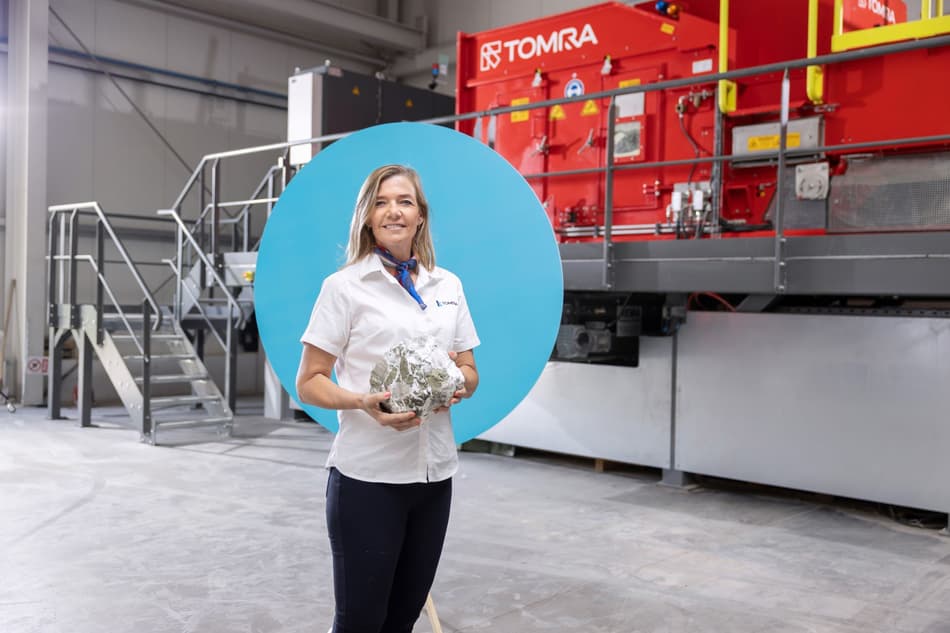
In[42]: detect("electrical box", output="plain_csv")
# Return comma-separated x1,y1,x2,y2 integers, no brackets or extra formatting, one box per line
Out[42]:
287,66,455,166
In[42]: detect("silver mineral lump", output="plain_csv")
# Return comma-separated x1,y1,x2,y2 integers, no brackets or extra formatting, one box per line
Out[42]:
369,336,465,420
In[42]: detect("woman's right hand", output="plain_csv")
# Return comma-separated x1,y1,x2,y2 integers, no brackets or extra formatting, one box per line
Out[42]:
359,392,421,432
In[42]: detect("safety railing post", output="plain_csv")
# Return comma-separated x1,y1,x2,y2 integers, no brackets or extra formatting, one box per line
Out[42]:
174,222,183,323
68,210,80,329
225,309,236,413
773,69,790,294
199,164,208,294
47,213,58,328
141,299,153,443
95,219,104,345
266,168,276,219
711,97,724,236
242,202,250,252
603,98,617,290
210,158,221,269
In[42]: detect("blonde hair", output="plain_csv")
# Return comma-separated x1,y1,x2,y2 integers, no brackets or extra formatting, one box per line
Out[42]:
345,165,436,270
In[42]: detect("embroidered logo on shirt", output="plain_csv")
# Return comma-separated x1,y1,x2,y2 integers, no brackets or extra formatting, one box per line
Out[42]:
435,299,459,307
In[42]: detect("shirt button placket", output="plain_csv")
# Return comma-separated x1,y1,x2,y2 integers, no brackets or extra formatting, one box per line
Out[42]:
419,424,429,482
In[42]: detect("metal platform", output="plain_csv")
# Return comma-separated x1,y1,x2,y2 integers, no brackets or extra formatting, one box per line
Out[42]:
562,231,950,296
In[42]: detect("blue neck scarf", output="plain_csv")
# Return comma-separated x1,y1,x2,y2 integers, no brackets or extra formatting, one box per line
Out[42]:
374,247,427,310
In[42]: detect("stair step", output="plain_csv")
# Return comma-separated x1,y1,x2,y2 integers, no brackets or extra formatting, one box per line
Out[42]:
152,415,232,430
150,395,221,408
136,373,208,384
111,333,182,341
123,353,196,361
102,312,171,319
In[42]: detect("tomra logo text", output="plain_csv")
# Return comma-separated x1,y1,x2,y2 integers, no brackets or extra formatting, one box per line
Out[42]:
857,0,898,23
480,24,599,72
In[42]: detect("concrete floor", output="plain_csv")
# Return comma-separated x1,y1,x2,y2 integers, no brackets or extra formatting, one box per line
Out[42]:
2,404,950,633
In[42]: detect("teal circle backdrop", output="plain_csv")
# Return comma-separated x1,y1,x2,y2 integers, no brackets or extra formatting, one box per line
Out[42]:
255,122,563,443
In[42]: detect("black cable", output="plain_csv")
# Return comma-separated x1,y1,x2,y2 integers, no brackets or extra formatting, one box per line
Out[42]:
678,111,704,186
676,96,712,239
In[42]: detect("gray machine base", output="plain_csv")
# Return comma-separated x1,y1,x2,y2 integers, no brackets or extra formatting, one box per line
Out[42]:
660,468,696,489
484,312,950,519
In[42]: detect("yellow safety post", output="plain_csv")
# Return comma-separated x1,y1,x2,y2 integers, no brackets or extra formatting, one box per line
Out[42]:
923,0,933,19
718,0,737,113
806,0,824,104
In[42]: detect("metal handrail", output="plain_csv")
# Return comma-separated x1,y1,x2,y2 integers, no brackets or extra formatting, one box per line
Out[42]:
183,164,282,234
82,255,145,355
156,26,949,298
56,254,146,355
153,164,280,318
171,157,208,211
520,132,950,180
162,259,227,351
157,207,246,328
48,202,163,330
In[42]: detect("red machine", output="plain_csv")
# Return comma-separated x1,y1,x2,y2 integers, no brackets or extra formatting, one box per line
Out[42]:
456,0,949,243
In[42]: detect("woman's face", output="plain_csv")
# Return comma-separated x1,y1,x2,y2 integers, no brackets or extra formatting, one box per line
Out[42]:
368,175,423,259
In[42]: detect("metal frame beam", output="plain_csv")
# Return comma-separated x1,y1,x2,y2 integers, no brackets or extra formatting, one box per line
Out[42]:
155,0,424,53
562,232,950,296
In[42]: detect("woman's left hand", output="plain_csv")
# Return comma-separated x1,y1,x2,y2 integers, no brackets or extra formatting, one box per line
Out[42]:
434,385,467,414
434,349,476,414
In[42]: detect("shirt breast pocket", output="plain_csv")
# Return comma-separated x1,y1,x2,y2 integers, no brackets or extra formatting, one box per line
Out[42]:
427,298,461,350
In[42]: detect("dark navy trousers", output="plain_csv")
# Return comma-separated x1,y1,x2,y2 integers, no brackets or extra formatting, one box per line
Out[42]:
326,467,452,633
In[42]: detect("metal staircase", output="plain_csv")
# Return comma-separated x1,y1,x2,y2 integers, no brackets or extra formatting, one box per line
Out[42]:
47,151,290,444
46,203,233,444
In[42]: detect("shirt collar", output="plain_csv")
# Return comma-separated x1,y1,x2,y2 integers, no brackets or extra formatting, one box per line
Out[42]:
355,253,443,286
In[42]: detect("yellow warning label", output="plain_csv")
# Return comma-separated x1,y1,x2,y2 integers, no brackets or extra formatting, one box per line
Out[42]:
661,23,676,35
549,104,566,121
352,86,360,96
405,98,414,108
747,132,802,152
581,100,599,116
510,97,530,122
618,78,641,88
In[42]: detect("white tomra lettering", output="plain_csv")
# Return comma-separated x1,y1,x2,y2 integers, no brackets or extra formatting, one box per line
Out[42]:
480,23,599,70
560,27,578,52
517,37,535,59
866,0,897,23
536,31,558,56
502,39,519,64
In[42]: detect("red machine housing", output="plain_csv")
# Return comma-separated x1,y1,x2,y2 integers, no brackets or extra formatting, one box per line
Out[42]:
455,1,949,243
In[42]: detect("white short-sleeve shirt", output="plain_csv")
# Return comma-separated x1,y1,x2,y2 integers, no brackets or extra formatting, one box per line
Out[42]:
300,253,480,484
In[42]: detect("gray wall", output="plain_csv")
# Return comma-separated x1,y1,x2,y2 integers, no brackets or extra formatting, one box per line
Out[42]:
15,0,385,399
46,0,377,218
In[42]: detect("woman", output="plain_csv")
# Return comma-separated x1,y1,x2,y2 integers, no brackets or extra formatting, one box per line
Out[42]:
296,164,479,633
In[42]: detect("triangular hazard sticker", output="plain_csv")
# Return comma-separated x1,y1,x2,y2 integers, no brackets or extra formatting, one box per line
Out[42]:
549,104,566,120
581,100,599,116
